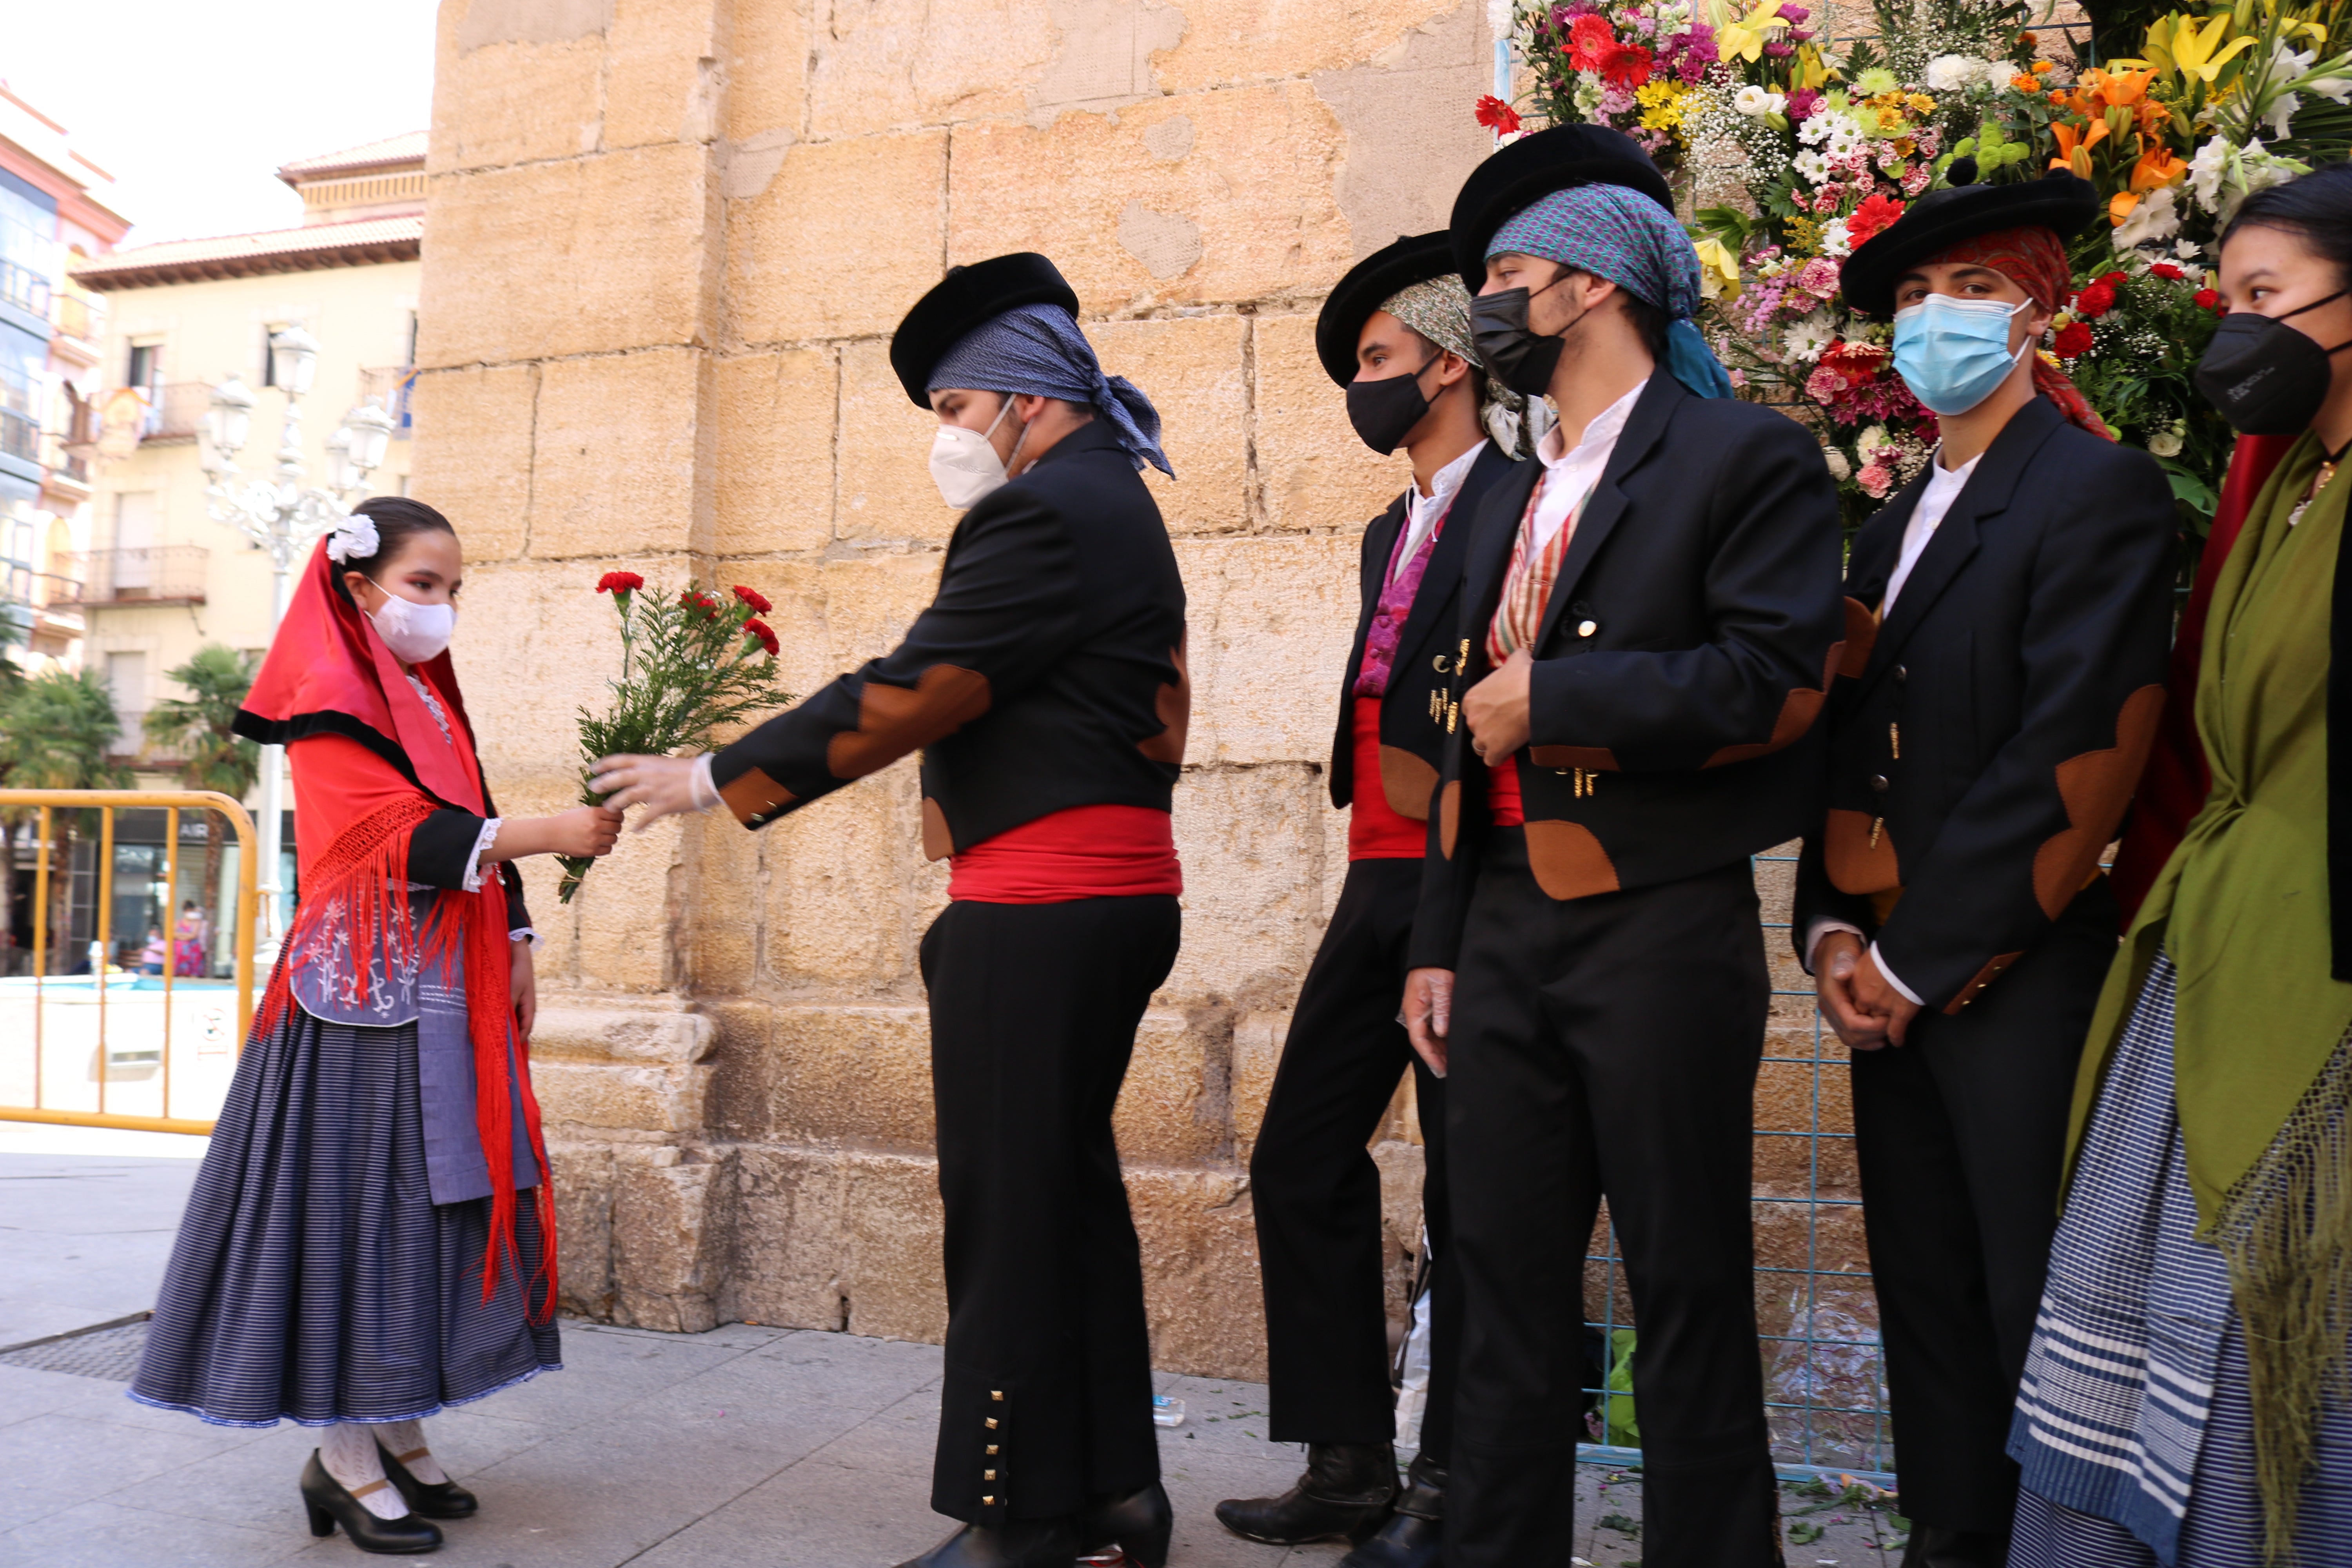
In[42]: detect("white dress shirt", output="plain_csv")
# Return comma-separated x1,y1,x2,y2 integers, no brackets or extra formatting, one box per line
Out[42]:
1805,448,1983,1008
1525,381,1644,556
1391,440,1488,582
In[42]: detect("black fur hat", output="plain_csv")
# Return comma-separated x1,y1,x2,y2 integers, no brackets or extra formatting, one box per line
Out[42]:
889,252,1082,407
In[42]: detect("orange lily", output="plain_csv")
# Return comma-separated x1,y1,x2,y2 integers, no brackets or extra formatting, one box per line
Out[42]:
2110,191,2141,227
2131,145,2188,192
2050,118,2111,179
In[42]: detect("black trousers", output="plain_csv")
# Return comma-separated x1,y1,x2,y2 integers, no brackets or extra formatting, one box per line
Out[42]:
1849,877,2117,1533
1250,856,1456,1459
920,893,1181,1524
1446,835,1780,1568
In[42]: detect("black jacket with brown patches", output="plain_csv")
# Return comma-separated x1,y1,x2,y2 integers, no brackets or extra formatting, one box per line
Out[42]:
1328,441,1519,820
707,419,1188,854
1407,369,1849,971
1791,394,2177,1014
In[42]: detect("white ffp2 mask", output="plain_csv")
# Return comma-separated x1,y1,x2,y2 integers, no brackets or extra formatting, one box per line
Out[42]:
370,590,456,664
929,396,1025,508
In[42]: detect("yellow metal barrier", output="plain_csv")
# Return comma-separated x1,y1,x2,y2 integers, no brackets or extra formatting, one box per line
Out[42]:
0,789,258,1136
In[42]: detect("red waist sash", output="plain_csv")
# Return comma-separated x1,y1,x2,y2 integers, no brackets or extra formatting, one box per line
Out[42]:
1348,696,1428,860
1488,755,1525,827
947,804,1183,904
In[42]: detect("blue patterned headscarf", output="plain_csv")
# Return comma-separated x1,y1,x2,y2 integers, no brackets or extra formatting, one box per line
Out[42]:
926,304,1174,477
1486,184,1735,400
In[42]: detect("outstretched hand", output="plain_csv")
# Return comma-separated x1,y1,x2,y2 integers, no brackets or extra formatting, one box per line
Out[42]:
590,754,711,830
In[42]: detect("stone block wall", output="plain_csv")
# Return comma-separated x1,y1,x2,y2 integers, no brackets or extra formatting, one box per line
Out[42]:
414,0,1865,1380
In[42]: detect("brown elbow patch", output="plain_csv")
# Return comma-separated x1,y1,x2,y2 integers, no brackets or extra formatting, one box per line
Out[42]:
1837,595,1877,679
1944,951,2024,1014
1825,807,1900,895
1379,746,1439,821
1139,634,1191,766
921,797,954,862
2031,684,2166,919
1528,745,1620,771
1705,683,1827,768
719,766,796,825
1524,820,1621,901
827,664,992,780
1439,780,1461,860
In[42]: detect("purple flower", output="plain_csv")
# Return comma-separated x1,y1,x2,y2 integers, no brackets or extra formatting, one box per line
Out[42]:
1764,40,1794,58
1777,3,1809,20
1787,87,1822,120
1789,28,1814,42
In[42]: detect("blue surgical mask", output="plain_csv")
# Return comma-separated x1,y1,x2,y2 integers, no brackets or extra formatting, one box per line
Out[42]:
1891,294,2032,416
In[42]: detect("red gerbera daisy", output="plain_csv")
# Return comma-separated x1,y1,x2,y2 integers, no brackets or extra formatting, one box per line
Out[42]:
1474,95,1522,135
1599,41,1653,89
1567,13,1616,71
1843,192,1906,249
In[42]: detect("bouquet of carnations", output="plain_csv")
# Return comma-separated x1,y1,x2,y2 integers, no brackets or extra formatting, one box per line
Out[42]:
555,571,793,903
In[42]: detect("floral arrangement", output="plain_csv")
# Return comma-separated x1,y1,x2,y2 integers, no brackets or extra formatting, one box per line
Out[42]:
556,572,792,903
1487,0,2352,528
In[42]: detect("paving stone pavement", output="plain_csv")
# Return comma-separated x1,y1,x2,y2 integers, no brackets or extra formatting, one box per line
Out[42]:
0,1143,1908,1567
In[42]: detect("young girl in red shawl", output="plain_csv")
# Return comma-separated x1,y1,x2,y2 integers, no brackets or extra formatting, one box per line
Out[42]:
130,497,621,1554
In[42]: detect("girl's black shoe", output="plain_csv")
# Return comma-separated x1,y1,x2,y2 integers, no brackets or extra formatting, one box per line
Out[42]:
376,1441,479,1520
894,1516,1083,1568
300,1451,443,1554
1082,1481,1173,1568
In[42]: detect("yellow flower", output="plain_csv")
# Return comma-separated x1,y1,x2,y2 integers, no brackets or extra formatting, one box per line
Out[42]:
2166,13,2255,85
1637,82,1688,132
1904,93,1937,116
1694,236,1743,301
1717,0,1788,64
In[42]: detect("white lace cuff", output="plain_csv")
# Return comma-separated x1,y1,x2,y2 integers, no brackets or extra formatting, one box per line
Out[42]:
461,817,502,892
510,927,541,949
691,754,721,812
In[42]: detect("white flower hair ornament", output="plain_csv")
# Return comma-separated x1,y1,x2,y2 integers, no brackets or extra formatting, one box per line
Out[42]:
325,514,380,564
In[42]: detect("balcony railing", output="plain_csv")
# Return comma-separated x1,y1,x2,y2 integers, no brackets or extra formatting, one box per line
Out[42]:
0,259,51,320
0,408,34,465
58,547,208,606
52,291,104,343
141,383,211,442
357,366,416,433
40,431,89,485
0,564,85,612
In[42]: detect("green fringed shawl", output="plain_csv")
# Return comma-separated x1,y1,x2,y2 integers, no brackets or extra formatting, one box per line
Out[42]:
2066,430,2352,1557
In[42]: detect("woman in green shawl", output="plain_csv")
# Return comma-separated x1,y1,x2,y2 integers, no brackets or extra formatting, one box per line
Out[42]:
2008,165,2352,1567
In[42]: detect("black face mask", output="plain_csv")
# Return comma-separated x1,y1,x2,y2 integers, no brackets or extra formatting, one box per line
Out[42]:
2194,288,2352,435
1470,271,1578,397
1345,350,1439,455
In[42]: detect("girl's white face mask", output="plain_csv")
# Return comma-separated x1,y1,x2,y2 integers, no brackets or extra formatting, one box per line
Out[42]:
929,395,1027,508
370,588,456,664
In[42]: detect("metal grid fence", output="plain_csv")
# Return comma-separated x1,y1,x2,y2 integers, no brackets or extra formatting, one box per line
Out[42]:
1572,849,1895,1487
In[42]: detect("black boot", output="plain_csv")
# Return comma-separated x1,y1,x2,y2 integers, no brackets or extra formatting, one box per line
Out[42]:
1213,1442,1397,1546
1081,1481,1172,1568
299,1451,443,1554
1900,1524,2012,1568
376,1441,479,1520
1339,1454,1445,1568
894,1515,1083,1568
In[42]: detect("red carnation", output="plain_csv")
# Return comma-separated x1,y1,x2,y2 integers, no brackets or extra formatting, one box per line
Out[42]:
1844,192,1906,249
596,570,645,595
731,584,773,614
1567,13,1615,70
1475,95,1523,135
2053,321,2094,358
742,617,780,657
2194,288,2221,311
1600,41,1653,89
681,589,721,617
2150,262,2184,281
2072,281,2116,319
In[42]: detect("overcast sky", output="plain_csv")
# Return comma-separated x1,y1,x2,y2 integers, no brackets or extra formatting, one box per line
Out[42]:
5,0,439,248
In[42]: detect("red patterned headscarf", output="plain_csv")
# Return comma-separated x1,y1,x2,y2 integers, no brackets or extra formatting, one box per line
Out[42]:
1925,225,2114,439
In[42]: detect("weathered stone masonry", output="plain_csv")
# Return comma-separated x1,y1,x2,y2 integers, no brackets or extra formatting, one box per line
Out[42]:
412,0,1865,1380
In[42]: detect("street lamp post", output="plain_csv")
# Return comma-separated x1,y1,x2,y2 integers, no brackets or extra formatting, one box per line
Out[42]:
200,326,396,951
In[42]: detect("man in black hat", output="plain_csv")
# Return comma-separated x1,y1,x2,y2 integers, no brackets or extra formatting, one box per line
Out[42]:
1213,234,1520,1568
591,254,1189,1568
1401,125,1848,1567
1796,170,2176,1568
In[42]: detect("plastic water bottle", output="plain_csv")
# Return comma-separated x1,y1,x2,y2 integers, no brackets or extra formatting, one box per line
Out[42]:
1151,1394,1185,1428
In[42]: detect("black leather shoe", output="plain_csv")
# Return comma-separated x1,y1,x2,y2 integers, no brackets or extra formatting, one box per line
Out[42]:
1214,1441,1397,1546
1900,1524,2011,1568
376,1440,479,1520
1081,1481,1172,1568
299,1451,443,1554
1340,1454,1445,1568
894,1515,1083,1568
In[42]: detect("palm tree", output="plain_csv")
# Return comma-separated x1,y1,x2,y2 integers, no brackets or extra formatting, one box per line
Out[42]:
146,646,260,951
0,669,129,971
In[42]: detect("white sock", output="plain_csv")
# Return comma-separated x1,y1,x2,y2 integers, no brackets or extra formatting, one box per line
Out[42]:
319,1423,409,1520
376,1418,450,1485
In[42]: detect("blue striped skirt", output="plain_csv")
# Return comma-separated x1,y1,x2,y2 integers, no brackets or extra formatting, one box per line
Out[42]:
2008,956,2352,1566
129,1005,561,1428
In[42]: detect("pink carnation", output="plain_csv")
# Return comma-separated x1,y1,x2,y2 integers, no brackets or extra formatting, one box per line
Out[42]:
1855,463,1894,499
1805,366,1845,403
1795,256,1843,298
1901,164,1933,195
1786,88,1822,120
